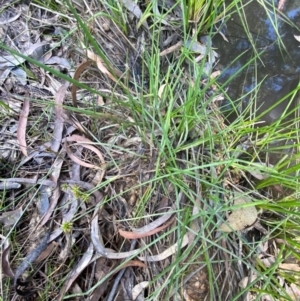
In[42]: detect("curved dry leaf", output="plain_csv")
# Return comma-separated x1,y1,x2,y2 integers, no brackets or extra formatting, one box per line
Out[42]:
0,42,47,69
63,135,105,170
278,0,286,12
11,67,27,85
158,84,167,99
36,241,57,263
65,142,100,170
0,68,13,86
14,231,50,288
58,243,94,301
0,8,21,25
91,248,142,263
86,50,135,94
239,274,258,288
44,56,71,69
94,222,191,262
25,41,50,60
106,248,141,259
132,281,149,300
91,202,107,257
71,60,94,107
50,148,66,184
17,99,30,157
279,263,300,272
247,163,274,180
121,0,142,18
18,142,49,167
86,50,117,82
159,41,182,57
0,207,23,227
0,234,14,278
0,182,21,190
0,55,25,69
133,207,175,233
187,198,201,245
219,195,258,233
138,234,189,262
71,149,82,182
40,186,60,227
184,40,207,54
119,216,175,239
86,50,122,81
38,185,50,216
294,35,300,43
153,2,170,26
286,283,300,300
121,0,148,29
51,82,69,153
60,191,78,223
107,260,147,274
2,177,56,187
260,255,275,268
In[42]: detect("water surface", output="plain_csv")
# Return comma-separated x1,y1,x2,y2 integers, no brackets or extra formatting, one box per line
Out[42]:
213,0,300,125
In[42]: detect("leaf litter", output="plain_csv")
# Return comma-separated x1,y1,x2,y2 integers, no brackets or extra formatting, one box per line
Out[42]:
0,0,299,300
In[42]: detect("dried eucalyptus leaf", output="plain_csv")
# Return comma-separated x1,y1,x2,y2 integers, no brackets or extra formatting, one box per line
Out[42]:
0,207,23,227
247,163,274,180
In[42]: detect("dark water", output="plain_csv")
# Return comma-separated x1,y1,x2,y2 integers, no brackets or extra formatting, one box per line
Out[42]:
213,0,300,125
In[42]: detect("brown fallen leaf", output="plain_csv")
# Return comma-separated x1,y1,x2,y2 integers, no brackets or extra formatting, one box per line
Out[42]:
36,241,57,263
0,182,21,190
132,281,149,300
133,206,175,233
90,258,111,301
279,263,300,272
0,207,23,227
121,0,148,29
0,8,21,25
40,186,61,227
65,140,100,170
14,231,51,290
86,49,121,82
118,216,175,239
0,41,49,69
0,235,14,278
1,177,56,187
90,260,146,301
286,283,300,300
86,50,136,94
160,41,182,57
138,234,189,262
58,243,94,301
71,60,94,108
239,273,258,288
187,198,201,246
278,0,286,12
17,98,30,157
93,232,190,262
247,162,274,180
91,202,108,257
294,35,300,43
93,248,141,260
49,148,66,184
51,82,69,153
63,134,105,170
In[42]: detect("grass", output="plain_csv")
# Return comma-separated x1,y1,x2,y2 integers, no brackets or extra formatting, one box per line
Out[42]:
0,0,300,300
